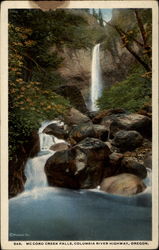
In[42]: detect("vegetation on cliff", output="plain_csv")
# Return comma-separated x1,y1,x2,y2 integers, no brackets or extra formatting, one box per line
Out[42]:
98,8,152,112
97,65,151,112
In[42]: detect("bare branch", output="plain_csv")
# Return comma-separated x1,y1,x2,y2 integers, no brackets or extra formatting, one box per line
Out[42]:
103,20,151,72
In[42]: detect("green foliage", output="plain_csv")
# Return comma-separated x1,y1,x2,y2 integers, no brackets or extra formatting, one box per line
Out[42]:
9,9,93,82
9,8,100,159
97,67,151,112
8,14,73,159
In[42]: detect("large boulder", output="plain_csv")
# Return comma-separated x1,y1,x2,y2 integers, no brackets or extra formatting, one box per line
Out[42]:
45,149,79,189
45,137,111,189
75,138,111,189
102,152,147,179
101,113,152,138
112,130,143,152
55,85,88,113
43,123,68,139
64,107,90,126
69,122,95,143
100,173,146,196
69,123,109,143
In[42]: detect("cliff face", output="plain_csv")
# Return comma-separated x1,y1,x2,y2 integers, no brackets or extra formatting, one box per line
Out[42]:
100,8,141,88
57,40,132,104
54,9,150,101
100,38,138,88
57,47,92,102
55,10,104,104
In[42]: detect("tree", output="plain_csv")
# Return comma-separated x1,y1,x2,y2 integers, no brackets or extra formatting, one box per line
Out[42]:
9,9,91,84
92,8,98,19
103,9,152,73
98,9,152,112
98,9,104,27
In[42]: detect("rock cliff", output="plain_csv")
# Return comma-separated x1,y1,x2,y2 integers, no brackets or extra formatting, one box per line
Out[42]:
54,9,143,101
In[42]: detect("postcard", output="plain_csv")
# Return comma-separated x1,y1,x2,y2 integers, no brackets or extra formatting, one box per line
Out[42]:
1,1,158,249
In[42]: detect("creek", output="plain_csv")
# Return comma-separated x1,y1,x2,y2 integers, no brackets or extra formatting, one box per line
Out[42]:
9,121,152,241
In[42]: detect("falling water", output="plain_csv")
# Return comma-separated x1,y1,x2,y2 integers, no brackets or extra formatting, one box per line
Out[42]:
91,43,103,111
24,120,67,192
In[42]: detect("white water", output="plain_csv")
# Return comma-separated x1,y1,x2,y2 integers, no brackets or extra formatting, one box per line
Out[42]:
91,43,103,111
24,153,53,191
39,120,64,151
24,120,67,192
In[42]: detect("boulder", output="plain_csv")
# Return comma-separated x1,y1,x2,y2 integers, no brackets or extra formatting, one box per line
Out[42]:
93,108,126,124
93,124,109,141
103,152,124,178
86,111,98,120
64,107,90,126
144,152,152,169
69,123,109,143
45,137,111,189
119,158,147,179
112,130,143,152
29,132,40,158
45,149,79,189
101,113,151,138
100,173,146,196
74,138,111,188
109,152,124,165
43,123,68,139
104,141,120,153
50,142,69,152
138,103,152,118
69,122,95,143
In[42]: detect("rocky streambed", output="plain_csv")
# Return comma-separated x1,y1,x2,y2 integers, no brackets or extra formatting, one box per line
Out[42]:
9,106,152,198
43,107,152,196
9,106,152,241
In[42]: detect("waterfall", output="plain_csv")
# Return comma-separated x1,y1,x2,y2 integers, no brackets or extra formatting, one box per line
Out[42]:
91,43,103,111
24,120,67,192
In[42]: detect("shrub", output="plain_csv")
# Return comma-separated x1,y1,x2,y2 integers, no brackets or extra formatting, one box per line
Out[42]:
97,69,151,112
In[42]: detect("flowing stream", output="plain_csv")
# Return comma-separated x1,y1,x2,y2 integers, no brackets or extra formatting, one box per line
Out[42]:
24,120,66,192
9,120,152,241
91,43,103,111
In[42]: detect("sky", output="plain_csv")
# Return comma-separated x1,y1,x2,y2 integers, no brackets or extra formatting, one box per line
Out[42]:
90,8,113,22
101,9,112,22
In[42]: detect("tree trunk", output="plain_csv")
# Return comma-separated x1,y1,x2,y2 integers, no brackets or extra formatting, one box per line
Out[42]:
134,9,147,47
104,20,151,72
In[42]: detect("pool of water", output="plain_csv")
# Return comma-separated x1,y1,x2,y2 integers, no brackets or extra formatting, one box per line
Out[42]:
9,186,152,241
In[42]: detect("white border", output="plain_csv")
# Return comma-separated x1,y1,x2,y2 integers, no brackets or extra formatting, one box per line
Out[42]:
1,1,158,249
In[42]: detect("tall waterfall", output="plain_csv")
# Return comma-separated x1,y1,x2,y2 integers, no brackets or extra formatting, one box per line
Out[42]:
91,43,103,111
